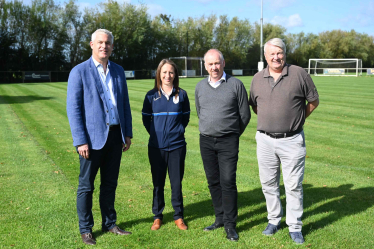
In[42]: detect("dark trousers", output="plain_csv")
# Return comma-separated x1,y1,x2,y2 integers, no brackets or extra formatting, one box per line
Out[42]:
199,134,239,229
77,128,123,234
148,145,186,220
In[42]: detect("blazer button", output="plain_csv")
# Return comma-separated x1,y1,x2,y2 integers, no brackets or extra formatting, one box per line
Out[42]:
107,123,109,126
106,110,109,113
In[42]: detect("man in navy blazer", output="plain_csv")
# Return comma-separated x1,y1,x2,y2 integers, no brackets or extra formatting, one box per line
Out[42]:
67,29,133,246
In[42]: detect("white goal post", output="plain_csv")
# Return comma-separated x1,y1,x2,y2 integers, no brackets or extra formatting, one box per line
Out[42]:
169,56,204,78
308,59,362,77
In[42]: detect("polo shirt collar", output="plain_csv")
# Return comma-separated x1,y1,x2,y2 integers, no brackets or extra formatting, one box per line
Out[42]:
263,64,289,78
160,87,175,100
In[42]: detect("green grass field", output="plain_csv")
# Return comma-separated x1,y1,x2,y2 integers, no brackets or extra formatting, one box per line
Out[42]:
0,76,373,248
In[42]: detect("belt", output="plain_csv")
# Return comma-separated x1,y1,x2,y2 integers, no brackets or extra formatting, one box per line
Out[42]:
258,128,303,139
109,125,120,131
200,133,238,138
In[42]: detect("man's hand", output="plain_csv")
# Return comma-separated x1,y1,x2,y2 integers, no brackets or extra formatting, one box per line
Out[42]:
78,143,89,159
306,99,319,118
252,105,258,114
122,137,132,152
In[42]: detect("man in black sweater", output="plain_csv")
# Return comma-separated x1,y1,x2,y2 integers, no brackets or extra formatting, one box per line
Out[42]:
195,49,251,241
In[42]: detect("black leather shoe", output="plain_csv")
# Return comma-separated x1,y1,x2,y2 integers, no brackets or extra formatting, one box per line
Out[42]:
103,225,132,235
225,228,239,241
81,233,96,245
203,222,224,231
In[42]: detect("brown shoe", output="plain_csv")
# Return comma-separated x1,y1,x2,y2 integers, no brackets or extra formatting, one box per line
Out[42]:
174,218,188,230
105,226,132,235
151,219,162,230
81,233,96,245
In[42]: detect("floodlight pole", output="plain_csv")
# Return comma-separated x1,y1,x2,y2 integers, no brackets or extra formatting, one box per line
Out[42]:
200,59,203,77
186,31,189,57
258,0,264,72
260,0,263,62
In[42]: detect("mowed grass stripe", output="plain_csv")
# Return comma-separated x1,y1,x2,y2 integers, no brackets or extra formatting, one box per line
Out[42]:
0,99,78,248
0,76,373,248
0,84,79,184
17,83,68,116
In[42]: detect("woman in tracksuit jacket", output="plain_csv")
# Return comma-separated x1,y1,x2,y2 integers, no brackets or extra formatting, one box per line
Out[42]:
142,59,190,231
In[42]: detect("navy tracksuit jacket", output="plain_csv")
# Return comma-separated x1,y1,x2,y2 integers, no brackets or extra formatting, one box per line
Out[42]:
142,88,190,151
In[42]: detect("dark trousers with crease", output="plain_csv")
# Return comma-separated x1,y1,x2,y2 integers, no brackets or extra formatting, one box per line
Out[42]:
77,128,123,234
149,145,186,221
199,133,239,229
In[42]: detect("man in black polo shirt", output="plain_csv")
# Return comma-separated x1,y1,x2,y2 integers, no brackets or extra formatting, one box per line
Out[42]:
249,38,319,244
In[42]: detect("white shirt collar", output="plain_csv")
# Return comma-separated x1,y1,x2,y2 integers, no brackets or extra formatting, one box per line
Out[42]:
160,87,173,100
92,57,110,68
208,71,226,88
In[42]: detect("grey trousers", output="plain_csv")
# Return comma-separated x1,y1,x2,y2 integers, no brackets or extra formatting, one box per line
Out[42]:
255,131,306,232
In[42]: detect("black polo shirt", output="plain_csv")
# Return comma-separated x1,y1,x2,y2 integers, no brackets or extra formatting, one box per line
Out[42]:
249,64,319,133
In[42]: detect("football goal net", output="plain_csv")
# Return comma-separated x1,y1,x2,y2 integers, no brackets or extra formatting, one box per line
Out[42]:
169,57,204,78
308,59,362,77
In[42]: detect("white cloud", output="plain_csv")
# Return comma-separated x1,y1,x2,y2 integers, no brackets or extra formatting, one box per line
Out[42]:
146,4,164,18
270,14,303,28
287,14,303,27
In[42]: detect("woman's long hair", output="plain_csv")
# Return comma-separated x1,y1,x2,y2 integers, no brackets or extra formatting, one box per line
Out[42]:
154,59,180,97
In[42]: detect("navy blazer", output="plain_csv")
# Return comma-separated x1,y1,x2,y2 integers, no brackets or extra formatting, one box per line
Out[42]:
67,57,132,150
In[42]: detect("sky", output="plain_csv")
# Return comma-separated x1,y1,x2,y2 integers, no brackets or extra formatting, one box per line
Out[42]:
23,0,374,36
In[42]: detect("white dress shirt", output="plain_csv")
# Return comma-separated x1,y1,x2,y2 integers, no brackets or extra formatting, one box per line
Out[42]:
92,57,120,125
208,71,227,88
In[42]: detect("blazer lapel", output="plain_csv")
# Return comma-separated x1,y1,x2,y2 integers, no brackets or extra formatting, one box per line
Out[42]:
89,58,106,103
109,62,118,103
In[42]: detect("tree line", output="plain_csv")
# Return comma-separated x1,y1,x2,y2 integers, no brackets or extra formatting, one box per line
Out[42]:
1,0,374,73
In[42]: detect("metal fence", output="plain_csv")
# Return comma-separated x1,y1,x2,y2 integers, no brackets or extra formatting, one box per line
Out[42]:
0,69,263,84
0,71,71,84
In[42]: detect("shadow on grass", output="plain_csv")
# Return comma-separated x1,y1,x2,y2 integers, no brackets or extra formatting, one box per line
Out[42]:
115,188,266,234
302,184,374,235
0,95,54,104
113,183,373,237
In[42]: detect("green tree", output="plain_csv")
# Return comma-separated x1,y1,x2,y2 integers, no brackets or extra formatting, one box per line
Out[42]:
285,32,322,67
150,14,179,67
212,15,252,68
246,22,286,69
81,0,152,70
63,0,86,67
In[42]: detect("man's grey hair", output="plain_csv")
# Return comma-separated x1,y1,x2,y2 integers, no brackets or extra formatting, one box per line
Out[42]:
204,49,224,62
91,29,114,44
264,38,286,54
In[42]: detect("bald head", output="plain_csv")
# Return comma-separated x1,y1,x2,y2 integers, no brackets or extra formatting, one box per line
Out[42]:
204,49,224,62
204,49,225,82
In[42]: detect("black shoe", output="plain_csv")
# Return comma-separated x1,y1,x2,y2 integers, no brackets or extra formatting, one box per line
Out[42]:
103,225,132,235
203,222,224,231
81,233,96,245
225,228,239,241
